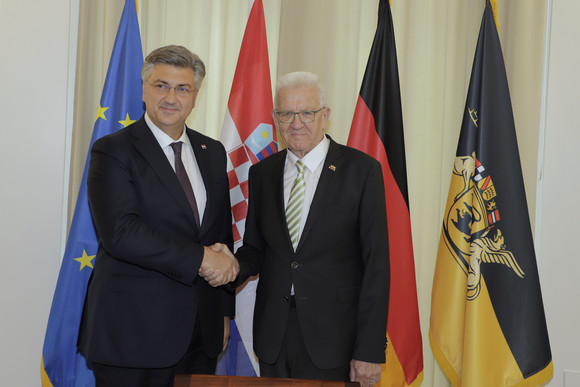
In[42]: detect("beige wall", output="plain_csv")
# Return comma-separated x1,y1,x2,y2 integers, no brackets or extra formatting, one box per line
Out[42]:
540,0,580,385
0,0,77,385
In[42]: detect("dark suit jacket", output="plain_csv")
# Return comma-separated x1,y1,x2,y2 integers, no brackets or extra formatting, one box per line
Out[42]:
235,136,389,369
78,116,233,369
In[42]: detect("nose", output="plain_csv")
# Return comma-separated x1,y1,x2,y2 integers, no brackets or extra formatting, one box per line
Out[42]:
164,87,178,102
290,113,303,128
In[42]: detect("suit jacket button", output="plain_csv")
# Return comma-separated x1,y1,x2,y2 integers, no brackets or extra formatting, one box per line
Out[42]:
291,262,298,269
283,296,289,302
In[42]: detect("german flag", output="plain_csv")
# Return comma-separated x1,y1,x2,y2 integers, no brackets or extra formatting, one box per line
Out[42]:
429,1,553,386
348,1,423,386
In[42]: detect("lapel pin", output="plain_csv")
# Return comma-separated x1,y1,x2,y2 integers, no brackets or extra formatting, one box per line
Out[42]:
328,164,336,171
201,144,207,150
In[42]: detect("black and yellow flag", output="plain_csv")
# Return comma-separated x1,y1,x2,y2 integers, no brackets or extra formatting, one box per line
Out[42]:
429,1,553,386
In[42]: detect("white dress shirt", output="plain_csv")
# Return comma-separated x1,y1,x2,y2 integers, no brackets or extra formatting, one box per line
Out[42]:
145,113,207,224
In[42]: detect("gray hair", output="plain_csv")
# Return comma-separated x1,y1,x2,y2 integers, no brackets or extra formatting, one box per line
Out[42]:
274,71,327,110
141,45,206,90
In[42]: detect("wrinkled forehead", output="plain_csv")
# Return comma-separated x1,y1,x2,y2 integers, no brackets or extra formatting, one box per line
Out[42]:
276,86,321,110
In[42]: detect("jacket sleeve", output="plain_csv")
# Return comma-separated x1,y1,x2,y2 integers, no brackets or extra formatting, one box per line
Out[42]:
352,159,390,363
215,142,236,317
87,136,204,285
231,164,266,288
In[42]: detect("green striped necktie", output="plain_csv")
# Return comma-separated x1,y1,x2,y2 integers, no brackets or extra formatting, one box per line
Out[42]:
285,160,306,251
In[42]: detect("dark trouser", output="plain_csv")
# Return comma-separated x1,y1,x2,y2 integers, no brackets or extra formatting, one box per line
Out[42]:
93,315,217,387
259,297,350,381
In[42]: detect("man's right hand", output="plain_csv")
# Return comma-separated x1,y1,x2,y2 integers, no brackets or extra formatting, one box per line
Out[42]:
199,243,238,287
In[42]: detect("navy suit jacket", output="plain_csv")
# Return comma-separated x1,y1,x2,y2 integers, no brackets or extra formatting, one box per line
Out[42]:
78,116,233,368
235,137,389,369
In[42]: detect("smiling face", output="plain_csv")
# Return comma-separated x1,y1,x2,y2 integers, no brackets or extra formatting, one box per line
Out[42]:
273,85,330,159
142,63,199,139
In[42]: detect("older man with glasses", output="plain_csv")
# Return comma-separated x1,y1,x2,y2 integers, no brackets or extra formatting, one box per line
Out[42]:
202,71,390,387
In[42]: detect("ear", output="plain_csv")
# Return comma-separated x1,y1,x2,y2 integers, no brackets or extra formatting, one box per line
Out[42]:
321,107,331,129
271,110,278,125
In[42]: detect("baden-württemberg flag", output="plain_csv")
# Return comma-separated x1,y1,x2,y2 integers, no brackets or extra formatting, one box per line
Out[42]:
41,1,144,385
429,1,552,386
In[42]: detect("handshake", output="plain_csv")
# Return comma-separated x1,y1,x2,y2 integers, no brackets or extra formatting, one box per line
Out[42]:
199,243,239,287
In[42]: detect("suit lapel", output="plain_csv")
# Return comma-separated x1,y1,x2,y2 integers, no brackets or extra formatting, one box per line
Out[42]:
270,150,290,248
296,138,344,251
131,118,199,231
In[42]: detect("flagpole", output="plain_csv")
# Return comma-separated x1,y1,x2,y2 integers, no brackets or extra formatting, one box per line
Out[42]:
60,0,81,260
534,0,553,266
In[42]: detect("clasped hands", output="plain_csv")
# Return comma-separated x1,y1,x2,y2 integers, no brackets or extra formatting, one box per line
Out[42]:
199,243,238,287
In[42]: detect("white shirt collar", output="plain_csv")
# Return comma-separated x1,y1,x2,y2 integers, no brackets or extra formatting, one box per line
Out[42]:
286,135,330,173
145,112,191,149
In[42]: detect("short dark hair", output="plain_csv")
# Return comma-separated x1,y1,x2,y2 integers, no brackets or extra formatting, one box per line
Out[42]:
141,45,206,90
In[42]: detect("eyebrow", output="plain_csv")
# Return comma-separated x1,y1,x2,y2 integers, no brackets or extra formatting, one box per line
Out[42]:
151,79,194,88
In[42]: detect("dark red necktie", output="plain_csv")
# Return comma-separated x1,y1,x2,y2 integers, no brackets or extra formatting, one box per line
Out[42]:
170,142,201,228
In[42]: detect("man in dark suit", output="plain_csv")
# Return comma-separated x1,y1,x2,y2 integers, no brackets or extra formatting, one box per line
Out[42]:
202,72,389,387
78,45,239,387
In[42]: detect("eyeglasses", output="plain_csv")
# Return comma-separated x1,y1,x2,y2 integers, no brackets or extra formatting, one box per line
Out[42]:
274,108,326,124
145,81,195,97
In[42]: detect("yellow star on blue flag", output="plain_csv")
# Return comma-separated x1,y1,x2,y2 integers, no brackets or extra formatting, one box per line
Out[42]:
119,113,136,128
74,250,95,271
96,105,109,121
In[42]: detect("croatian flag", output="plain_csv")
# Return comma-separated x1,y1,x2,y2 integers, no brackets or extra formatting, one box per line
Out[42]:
216,0,275,377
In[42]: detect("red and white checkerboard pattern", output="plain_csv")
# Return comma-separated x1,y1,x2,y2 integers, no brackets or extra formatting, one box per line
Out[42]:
226,144,252,247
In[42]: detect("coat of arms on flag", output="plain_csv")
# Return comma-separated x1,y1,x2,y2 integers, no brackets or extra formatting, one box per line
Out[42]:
429,2,552,386
226,124,277,245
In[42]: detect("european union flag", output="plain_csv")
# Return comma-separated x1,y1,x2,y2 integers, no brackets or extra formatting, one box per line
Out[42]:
41,1,143,386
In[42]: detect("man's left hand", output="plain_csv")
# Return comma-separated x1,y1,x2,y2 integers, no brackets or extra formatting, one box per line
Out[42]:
350,359,381,387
